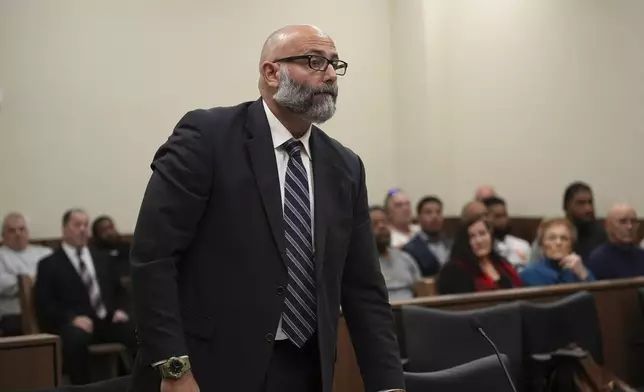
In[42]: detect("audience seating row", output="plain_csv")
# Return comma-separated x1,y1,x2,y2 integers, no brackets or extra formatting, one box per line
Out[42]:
333,277,644,392
16,216,644,250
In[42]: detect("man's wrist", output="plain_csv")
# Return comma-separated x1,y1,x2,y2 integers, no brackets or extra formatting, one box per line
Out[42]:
152,355,189,368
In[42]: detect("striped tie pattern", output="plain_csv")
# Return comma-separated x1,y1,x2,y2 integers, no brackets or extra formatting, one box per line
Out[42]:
76,249,107,319
281,139,316,347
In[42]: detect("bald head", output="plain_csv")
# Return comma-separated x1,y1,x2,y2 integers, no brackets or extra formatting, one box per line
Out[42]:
474,185,497,201
461,201,489,222
606,203,639,244
2,212,30,251
259,25,330,65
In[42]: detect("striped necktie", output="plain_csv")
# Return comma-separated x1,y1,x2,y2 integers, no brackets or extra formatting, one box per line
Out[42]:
76,248,107,319
281,139,316,347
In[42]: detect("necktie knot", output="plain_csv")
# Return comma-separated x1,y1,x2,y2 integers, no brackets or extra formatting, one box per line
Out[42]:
283,139,302,157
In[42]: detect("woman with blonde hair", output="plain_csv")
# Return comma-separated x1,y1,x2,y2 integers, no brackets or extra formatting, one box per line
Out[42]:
520,217,595,286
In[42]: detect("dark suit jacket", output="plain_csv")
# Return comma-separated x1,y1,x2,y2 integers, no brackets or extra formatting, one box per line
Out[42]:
403,234,452,277
129,99,404,392
34,247,127,333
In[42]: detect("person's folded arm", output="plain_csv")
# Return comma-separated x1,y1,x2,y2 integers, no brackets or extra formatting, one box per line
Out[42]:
0,257,18,297
130,109,215,365
340,157,405,392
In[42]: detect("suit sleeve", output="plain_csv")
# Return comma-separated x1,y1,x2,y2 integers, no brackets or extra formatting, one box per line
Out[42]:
340,157,405,392
130,110,214,365
34,259,77,329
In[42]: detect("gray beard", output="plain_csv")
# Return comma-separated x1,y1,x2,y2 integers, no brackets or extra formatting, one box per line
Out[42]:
273,67,338,124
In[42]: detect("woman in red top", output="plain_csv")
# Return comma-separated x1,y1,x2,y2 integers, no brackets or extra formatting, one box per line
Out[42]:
437,217,522,294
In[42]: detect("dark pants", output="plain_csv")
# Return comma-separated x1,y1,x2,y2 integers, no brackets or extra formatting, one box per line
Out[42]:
0,314,23,336
264,336,321,392
60,318,136,385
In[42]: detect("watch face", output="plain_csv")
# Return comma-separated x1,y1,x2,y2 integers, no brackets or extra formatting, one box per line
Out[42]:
169,359,183,376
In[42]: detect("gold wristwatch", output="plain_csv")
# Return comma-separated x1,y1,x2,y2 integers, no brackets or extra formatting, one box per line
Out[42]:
158,356,191,380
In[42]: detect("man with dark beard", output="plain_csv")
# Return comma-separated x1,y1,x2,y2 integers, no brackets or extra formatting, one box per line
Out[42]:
482,197,531,271
129,25,405,392
561,182,608,259
91,216,131,278
529,182,608,262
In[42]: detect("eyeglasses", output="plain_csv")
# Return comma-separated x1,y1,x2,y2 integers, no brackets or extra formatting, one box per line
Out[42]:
275,55,348,76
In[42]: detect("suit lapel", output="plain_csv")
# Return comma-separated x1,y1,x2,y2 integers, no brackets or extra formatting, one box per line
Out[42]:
58,248,87,292
245,99,287,266
89,249,110,301
310,128,346,279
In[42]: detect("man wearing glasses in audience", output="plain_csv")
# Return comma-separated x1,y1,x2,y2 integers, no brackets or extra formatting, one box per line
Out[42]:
129,25,404,392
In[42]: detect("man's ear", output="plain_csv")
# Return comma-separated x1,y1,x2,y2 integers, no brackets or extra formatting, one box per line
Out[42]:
261,62,280,89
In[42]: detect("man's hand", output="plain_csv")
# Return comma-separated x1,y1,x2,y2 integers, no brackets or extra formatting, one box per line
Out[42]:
72,316,94,333
112,309,129,323
559,253,589,280
160,371,200,392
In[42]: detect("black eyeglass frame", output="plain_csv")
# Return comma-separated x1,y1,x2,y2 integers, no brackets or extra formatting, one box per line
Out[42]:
274,55,348,75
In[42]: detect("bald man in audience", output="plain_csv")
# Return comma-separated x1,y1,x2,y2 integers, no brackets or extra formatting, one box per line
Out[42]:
586,204,644,280
129,25,404,392
474,185,497,201
461,200,489,222
384,189,420,248
0,212,52,336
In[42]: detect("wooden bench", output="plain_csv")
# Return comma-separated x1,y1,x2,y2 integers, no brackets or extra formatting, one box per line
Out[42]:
18,275,127,381
333,276,644,392
0,334,62,390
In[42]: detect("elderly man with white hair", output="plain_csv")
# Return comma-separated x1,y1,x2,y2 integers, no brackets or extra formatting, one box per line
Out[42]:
0,212,52,336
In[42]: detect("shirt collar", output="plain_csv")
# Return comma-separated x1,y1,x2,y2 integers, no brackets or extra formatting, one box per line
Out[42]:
62,242,87,258
262,99,312,160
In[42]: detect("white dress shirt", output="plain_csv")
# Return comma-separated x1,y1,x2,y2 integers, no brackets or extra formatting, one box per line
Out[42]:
263,100,315,341
0,244,52,315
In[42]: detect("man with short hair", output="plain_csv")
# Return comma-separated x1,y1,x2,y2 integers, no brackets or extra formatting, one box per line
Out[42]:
403,196,452,276
461,200,488,222
530,182,607,262
482,197,531,270
587,203,644,280
0,212,52,336
370,206,421,301
34,209,135,385
384,189,420,248
129,25,404,392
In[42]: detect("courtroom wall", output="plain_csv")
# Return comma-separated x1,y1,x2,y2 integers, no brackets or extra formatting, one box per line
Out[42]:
392,0,644,216
0,0,396,237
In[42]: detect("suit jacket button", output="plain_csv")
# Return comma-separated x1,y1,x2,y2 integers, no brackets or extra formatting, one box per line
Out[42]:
276,286,285,295
265,333,274,342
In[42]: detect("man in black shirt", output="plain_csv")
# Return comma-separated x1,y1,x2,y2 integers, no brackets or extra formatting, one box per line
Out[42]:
92,216,131,278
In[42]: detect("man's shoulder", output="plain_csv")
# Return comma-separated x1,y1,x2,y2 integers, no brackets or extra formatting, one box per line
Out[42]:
178,100,256,132
311,126,361,172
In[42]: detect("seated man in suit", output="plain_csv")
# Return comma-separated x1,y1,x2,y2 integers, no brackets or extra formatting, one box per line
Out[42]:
403,196,452,276
34,209,136,385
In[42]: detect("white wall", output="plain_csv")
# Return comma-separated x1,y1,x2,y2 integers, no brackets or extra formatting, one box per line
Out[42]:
393,0,644,216
0,0,395,237
3,0,644,237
